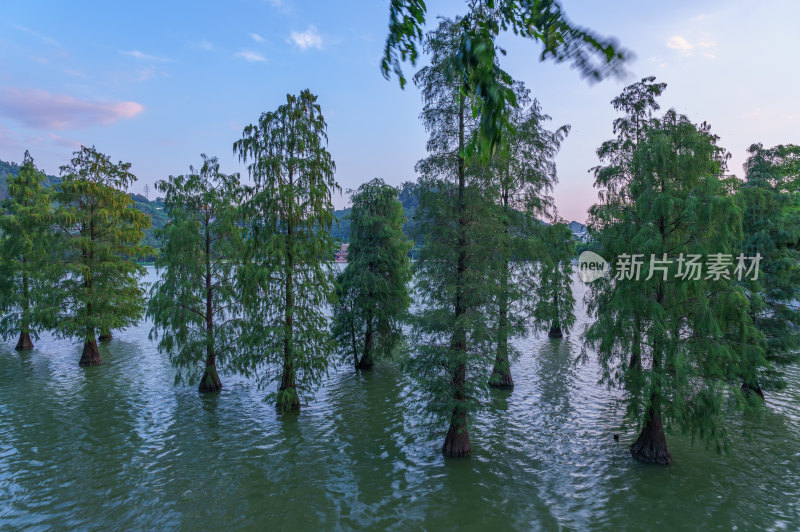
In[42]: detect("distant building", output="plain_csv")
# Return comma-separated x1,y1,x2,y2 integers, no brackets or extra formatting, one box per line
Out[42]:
335,243,349,263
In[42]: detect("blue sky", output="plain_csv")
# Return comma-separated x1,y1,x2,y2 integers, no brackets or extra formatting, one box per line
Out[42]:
1,0,798,222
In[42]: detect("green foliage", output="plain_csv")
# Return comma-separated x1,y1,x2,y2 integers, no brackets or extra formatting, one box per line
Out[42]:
738,143,800,390
52,146,152,346
0,151,58,342
533,221,576,335
409,18,501,452
148,155,244,387
1,157,164,253
233,90,340,412
331,179,412,368
130,193,169,254
383,0,628,157
586,81,766,454
486,83,570,383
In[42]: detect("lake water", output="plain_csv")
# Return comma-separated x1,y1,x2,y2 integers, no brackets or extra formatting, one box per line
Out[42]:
1,267,799,530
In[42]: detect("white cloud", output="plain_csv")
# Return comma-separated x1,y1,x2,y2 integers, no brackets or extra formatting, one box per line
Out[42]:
197,40,214,51
666,36,717,59
235,50,266,62
13,25,58,45
289,26,323,50
121,50,175,62
667,36,694,56
250,32,265,43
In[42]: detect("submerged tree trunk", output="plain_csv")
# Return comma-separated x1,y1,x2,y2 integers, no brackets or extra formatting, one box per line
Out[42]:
277,173,300,413
741,382,765,400
15,331,34,350
442,385,471,457
79,338,103,366
18,265,34,350
630,406,671,464
357,311,375,370
199,223,222,394
99,329,112,341
548,325,563,338
490,222,513,389
199,353,222,393
443,96,471,457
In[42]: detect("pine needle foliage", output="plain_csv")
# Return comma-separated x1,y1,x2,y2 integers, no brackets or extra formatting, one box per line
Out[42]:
331,178,412,370
148,155,244,392
233,90,340,413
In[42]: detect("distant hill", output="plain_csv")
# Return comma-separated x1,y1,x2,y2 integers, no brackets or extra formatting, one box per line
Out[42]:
568,221,587,233
0,158,166,250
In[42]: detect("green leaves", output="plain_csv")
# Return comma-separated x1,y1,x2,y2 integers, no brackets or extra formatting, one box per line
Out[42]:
147,155,244,387
234,90,339,411
738,143,800,387
331,179,412,368
0,151,57,342
384,0,628,159
53,146,151,348
586,80,767,453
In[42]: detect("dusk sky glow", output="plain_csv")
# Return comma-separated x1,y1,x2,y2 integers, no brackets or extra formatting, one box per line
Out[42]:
2,0,798,222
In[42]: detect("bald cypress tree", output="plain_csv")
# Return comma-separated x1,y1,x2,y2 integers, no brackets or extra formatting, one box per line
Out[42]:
487,87,569,387
234,90,339,413
737,143,800,396
409,17,502,457
332,178,411,370
586,82,766,464
53,146,151,366
534,221,576,339
0,151,56,350
148,155,244,393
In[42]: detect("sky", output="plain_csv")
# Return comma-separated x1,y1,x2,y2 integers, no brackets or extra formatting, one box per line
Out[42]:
1,0,798,223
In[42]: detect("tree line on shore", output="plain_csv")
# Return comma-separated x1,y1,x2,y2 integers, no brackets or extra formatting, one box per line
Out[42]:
2,3,799,465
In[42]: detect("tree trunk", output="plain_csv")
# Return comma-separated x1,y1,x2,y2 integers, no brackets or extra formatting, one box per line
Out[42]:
357,311,374,370
79,339,103,366
629,317,642,369
15,331,34,350
548,325,563,338
19,262,33,351
442,415,471,457
199,221,222,394
99,329,112,341
277,165,299,414
442,399,471,457
490,226,513,389
443,95,471,457
741,382,765,400
277,365,300,412
630,406,671,464
199,354,222,393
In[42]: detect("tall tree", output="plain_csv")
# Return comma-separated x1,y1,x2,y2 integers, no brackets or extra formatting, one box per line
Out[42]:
586,88,766,464
590,76,667,371
148,155,244,393
0,151,56,350
382,0,627,158
233,90,339,413
53,146,151,366
487,87,569,387
410,17,500,457
738,143,800,396
332,179,412,370
533,221,576,339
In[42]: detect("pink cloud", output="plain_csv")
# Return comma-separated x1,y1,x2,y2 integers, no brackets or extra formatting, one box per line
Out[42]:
0,88,144,130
